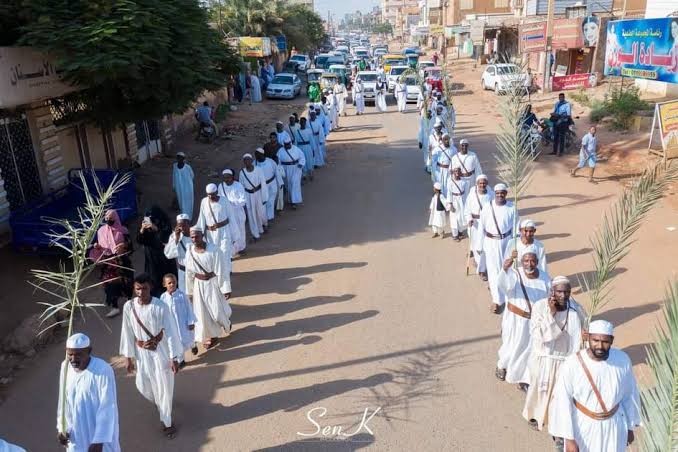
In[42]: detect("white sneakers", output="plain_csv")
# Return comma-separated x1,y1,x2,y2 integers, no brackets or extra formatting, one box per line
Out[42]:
106,308,121,318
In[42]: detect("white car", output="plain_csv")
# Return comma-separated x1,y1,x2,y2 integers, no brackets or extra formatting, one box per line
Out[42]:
404,76,421,103
266,73,302,99
417,60,435,77
480,64,529,94
354,71,378,105
387,65,410,92
289,54,310,71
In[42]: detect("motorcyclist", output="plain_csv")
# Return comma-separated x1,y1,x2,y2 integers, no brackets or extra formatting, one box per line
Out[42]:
195,101,218,139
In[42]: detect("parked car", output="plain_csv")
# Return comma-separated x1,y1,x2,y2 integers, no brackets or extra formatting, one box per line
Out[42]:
480,64,529,94
402,47,418,56
281,61,300,74
289,54,311,71
387,65,410,92
417,60,435,77
383,54,407,73
354,71,378,105
266,73,302,99
314,53,331,70
404,76,421,103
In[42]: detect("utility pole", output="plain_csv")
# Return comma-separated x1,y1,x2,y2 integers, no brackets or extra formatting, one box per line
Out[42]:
543,0,555,92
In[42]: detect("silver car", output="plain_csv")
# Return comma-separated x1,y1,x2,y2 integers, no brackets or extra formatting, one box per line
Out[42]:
266,74,302,99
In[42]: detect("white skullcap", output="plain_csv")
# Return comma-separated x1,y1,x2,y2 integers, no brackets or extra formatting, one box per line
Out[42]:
434,118,443,126
459,139,469,145
433,182,442,190
494,183,508,192
222,169,233,175
255,147,265,155
176,214,190,222
588,320,614,336
521,219,537,229
442,132,450,138
205,183,218,194
276,121,283,125
521,244,538,256
477,174,488,181
283,137,292,144
243,153,253,160
190,225,203,233
551,275,571,287
436,103,443,109
451,161,462,170
176,151,186,157
66,333,90,349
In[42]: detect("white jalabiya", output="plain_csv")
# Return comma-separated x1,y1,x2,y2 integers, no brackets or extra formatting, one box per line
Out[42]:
119,297,182,428
250,75,262,102
428,193,450,234
479,200,518,305
419,115,433,170
448,104,457,130
218,181,247,254
354,82,365,114
416,92,425,111
451,151,482,191
275,163,285,212
395,81,407,112
318,107,330,136
196,195,238,273
334,83,347,115
432,144,457,195
238,167,269,239
376,84,388,112
277,145,306,204
497,267,551,384
446,177,468,237
523,297,585,430
287,123,300,145
185,244,233,342
294,126,316,176
308,118,325,167
0,439,25,452
276,130,291,147
328,94,339,129
428,130,445,181
255,157,279,221
505,238,548,273
57,357,120,452
163,234,192,291
172,162,194,219
548,349,641,452
160,289,196,353
464,186,494,273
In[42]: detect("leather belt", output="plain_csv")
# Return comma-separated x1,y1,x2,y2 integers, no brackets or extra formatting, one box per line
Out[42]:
194,272,216,281
135,330,164,351
485,229,512,239
245,185,262,193
281,160,298,165
210,219,229,229
177,263,186,271
266,175,276,184
471,214,480,219
437,163,450,168
507,302,531,319
450,191,464,197
461,170,476,177
573,399,619,420
298,141,310,145
313,132,320,136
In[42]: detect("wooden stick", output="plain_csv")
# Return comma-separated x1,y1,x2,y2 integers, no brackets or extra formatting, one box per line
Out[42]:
466,227,472,276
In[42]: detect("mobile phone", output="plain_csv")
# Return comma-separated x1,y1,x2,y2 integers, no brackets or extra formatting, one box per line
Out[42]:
143,216,151,225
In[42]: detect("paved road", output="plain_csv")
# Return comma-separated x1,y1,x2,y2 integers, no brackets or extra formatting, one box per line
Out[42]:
4,63,674,451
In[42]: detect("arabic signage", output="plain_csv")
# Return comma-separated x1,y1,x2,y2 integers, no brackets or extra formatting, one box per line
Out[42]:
519,22,547,53
552,18,584,49
430,25,444,35
238,37,272,58
658,100,678,151
604,18,678,84
0,47,78,109
470,21,486,45
276,35,287,52
552,72,597,90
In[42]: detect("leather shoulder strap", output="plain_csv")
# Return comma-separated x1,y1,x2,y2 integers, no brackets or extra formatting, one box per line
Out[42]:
241,170,256,190
131,301,155,340
489,201,502,235
516,270,532,315
189,246,211,275
207,198,218,225
576,351,609,412
457,154,470,174
475,189,483,211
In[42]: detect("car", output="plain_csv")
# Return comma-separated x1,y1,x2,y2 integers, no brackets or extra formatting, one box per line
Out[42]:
403,47,418,56
406,54,419,69
383,54,407,73
404,76,421,103
480,64,529,94
289,54,310,71
266,73,302,99
354,71,378,105
417,60,435,76
387,65,410,92
281,61,300,74
328,64,350,87
307,68,324,84
353,47,370,59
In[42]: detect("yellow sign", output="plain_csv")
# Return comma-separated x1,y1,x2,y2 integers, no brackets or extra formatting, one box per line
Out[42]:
658,100,678,154
430,25,444,35
238,37,271,58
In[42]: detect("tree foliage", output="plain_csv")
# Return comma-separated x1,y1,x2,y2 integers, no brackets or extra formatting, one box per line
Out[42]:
18,0,240,126
373,22,393,36
281,4,327,52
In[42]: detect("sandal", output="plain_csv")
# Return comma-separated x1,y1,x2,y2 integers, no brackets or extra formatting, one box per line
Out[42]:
163,425,177,439
495,367,506,381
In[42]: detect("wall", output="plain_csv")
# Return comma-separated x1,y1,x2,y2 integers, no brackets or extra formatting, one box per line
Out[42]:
447,0,512,25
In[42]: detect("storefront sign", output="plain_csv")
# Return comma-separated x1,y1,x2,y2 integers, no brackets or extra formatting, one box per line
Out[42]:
519,22,547,52
469,21,485,45
649,99,678,160
276,35,287,52
430,25,444,35
238,37,272,57
552,18,584,49
0,47,78,109
604,18,678,84
412,26,430,36
552,72,596,90
582,16,601,47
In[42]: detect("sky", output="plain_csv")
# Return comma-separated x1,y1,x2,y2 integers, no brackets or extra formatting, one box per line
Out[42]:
313,0,380,22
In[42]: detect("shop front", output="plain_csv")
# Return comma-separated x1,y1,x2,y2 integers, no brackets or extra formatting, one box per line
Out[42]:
550,17,598,90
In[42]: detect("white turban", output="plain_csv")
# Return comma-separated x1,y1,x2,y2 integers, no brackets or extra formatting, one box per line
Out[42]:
451,161,462,170
551,275,571,287
442,132,450,138
176,214,190,222
459,139,469,145
255,147,265,155
494,183,508,192
66,333,90,349
283,137,292,144
434,118,443,126
190,225,203,233
205,183,218,194
222,169,233,176
433,182,442,190
588,320,614,336
477,174,488,181
243,153,253,160
521,245,538,257
176,151,186,157
521,219,537,229
276,121,283,125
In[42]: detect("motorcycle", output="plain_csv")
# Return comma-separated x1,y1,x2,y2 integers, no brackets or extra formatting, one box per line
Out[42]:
538,116,577,152
197,121,216,143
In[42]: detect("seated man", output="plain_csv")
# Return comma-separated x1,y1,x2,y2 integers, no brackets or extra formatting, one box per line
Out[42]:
195,101,219,138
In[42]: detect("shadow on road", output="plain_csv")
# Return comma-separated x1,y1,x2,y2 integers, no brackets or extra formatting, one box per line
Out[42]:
232,294,356,323
253,434,375,451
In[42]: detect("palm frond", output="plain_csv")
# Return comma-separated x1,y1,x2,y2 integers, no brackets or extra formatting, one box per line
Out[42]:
640,280,678,452
582,162,678,320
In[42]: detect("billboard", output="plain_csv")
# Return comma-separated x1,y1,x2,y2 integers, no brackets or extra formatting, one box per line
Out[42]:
238,37,272,57
604,18,678,84
520,22,547,53
552,18,584,49
552,73,597,91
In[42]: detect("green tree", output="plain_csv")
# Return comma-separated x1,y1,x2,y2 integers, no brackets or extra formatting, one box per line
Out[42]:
373,22,393,36
19,0,240,127
281,4,327,52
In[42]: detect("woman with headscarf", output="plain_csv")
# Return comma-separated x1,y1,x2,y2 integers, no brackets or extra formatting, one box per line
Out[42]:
89,210,133,318
137,206,177,297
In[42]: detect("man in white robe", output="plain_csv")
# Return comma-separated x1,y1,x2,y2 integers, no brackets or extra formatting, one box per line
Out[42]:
57,333,120,452
481,184,518,306
185,227,232,350
275,121,291,147
523,276,586,431
316,104,330,138
295,117,316,180
217,169,247,255
447,165,468,241
464,175,494,279
395,79,407,112
196,184,238,276
286,115,299,146
172,152,194,219
432,133,457,195
327,90,339,130
495,247,550,387
354,78,365,115
334,82,347,116
308,111,326,167
163,214,192,291
428,182,449,237
120,274,182,438
277,138,306,208
419,109,434,172
238,154,268,241
428,119,446,180
160,273,197,363
548,320,641,452
254,148,279,222
451,139,482,193
505,219,548,273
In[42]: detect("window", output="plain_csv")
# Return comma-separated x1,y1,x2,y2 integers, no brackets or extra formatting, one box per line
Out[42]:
487,67,496,75
460,0,473,10
494,0,509,7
